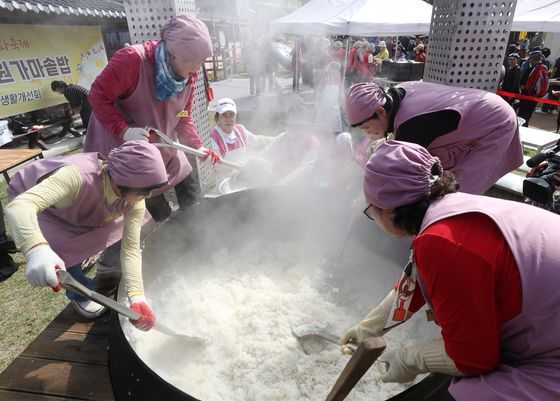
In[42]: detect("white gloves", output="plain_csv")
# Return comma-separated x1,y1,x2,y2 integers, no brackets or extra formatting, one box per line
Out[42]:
123,127,150,142
339,289,396,354
335,132,353,151
379,339,463,383
25,245,65,288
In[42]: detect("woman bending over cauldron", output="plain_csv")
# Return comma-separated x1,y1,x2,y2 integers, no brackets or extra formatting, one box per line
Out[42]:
339,140,560,400
5,141,165,330
346,81,523,195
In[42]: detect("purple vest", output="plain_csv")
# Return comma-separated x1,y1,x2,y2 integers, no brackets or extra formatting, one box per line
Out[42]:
418,193,560,401
395,82,523,195
84,43,193,196
8,153,134,267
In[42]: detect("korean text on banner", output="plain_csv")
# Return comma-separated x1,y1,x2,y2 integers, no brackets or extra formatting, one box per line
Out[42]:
0,24,108,119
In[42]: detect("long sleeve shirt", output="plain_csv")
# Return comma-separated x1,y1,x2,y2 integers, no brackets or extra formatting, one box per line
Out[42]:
88,41,203,149
408,212,522,376
5,164,146,298
64,84,89,108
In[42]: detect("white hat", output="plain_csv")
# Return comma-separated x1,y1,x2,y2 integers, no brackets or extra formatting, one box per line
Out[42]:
216,98,237,115
378,41,386,47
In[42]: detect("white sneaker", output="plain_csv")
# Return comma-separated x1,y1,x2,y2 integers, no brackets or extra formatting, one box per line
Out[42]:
71,299,108,320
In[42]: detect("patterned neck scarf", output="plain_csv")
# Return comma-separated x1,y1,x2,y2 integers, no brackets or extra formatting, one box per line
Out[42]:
155,41,188,101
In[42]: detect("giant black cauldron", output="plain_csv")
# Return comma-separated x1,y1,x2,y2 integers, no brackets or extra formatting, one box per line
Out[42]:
108,187,451,401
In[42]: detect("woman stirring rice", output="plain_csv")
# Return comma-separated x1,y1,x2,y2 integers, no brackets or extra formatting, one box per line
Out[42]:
340,140,560,400
5,141,166,329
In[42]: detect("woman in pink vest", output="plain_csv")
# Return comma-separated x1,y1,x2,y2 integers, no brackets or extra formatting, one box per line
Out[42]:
346,81,523,194
258,115,321,186
5,141,167,329
209,98,268,158
84,15,220,222
339,140,560,401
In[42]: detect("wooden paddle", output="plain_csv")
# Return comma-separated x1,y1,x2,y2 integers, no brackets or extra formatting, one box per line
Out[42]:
325,336,386,401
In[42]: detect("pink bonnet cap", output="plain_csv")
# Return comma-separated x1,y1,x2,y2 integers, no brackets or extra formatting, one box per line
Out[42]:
161,15,213,61
346,83,387,126
107,141,168,189
363,140,441,209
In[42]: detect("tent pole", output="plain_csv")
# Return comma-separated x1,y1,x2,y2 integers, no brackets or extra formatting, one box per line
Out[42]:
342,37,350,89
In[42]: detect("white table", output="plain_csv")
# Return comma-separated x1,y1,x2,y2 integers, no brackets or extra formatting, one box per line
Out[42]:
519,126,560,154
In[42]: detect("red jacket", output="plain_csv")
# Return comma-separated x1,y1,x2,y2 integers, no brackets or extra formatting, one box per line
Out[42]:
521,63,549,98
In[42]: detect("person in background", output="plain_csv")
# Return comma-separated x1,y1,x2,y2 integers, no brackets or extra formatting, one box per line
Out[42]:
503,43,519,68
210,98,271,158
500,53,521,106
518,50,549,127
84,15,220,225
263,41,280,93
0,204,18,282
51,80,92,131
395,45,407,61
355,42,372,81
541,48,559,114
315,61,344,136
414,43,426,62
331,40,345,62
346,40,362,84
374,41,389,62
339,140,560,401
399,36,411,56
518,36,529,58
520,46,542,76
5,141,167,328
386,37,397,59
240,111,320,187
345,81,523,195
246,38,264,96
542,47,552,70
316,132,361,191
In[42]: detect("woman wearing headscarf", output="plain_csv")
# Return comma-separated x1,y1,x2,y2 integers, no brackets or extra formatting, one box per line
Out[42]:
84,15,220,222
5,141,167,330
346,81,523,194
339,140,560,401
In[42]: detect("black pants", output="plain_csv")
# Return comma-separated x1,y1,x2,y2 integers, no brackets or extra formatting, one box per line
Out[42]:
517,99,537,127
80,102,92,129
145,173,199,222
440,390,457,401
541,89,558,112
0,203,17,282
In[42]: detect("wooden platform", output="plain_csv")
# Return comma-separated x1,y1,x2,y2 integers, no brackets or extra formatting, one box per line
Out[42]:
0,305,114,401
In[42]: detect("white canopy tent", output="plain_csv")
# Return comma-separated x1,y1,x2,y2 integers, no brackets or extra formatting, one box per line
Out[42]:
345,0,433,35
269,0,433,36
271,0,560,36
512,0,560,33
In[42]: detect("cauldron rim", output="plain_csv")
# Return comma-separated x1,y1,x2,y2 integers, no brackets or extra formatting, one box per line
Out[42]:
108,188,451,401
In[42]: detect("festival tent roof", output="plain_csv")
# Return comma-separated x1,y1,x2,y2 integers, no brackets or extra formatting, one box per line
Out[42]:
269,0,433,36
512,0,560,33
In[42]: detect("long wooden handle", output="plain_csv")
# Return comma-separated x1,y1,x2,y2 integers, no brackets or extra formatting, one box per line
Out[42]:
325,336,386,401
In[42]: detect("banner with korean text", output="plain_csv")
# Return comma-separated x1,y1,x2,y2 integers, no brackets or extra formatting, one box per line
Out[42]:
0,24,108,118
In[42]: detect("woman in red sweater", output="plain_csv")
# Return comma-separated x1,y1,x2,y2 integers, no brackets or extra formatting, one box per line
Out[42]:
339,140,560,401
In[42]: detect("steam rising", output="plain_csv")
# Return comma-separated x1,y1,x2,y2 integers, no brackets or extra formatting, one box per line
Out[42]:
120,188,440,400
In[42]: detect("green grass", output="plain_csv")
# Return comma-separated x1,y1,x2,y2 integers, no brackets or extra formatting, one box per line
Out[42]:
0,167,68,373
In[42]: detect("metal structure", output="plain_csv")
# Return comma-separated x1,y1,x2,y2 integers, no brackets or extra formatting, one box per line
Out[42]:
123,0,215,193
424,0,517,92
